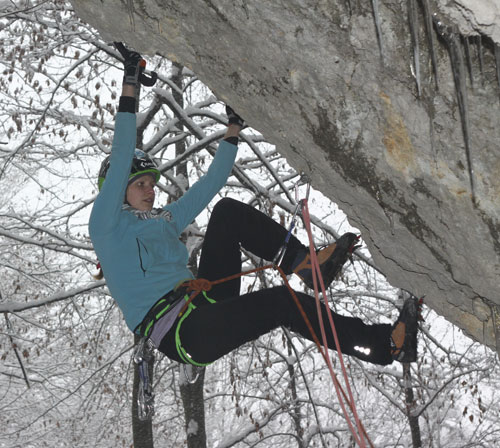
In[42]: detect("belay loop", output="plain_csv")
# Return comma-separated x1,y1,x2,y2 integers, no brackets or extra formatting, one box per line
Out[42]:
134,337,155,421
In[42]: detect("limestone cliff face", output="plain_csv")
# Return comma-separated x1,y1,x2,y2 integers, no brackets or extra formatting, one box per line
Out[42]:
70,0,500,351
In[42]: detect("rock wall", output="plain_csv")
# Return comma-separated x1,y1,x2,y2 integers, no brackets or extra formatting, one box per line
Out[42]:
70,0,500,352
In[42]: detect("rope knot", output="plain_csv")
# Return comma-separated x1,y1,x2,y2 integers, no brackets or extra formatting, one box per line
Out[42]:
184,278,212,293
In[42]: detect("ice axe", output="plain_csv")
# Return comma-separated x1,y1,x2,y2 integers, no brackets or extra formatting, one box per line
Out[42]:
114,41,158,110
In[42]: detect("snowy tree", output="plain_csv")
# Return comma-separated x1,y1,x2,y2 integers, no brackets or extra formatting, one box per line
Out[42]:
1,2,500,448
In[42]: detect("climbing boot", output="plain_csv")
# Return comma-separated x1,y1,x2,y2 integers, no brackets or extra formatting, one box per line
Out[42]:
293,232,360,289
390,297,422,363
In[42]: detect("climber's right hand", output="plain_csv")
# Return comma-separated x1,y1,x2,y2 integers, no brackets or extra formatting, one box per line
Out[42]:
226,105,245,128
114,42,144,86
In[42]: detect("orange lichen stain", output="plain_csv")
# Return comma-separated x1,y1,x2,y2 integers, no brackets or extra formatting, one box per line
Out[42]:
380,92,416,176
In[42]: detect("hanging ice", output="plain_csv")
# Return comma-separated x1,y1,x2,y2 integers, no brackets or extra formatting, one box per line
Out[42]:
420,0,439,90
495,44,500,100
408,0,421,96
462,35,474,88
433,16,476,205
371,0,385,64
476,35,485,86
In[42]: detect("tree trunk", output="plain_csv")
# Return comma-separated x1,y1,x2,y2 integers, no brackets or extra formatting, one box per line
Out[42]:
172,61,209,448
178,248,208,448
132,333,155,448
180,367,207,447
403,363,422,447
286,338,305,448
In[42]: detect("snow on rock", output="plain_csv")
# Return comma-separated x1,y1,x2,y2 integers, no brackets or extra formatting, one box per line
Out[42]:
435,0,500,43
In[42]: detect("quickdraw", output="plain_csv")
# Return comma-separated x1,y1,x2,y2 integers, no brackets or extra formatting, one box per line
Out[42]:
133,337,155,421
273,173,311,266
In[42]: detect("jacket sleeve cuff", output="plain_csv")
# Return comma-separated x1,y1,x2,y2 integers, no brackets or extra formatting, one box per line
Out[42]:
118,96,136,113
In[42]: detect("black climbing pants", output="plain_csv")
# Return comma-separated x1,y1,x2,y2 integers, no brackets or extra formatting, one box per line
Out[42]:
158,198,393,366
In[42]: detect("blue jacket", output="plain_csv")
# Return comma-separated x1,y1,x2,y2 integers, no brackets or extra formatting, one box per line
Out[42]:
89,112,237,331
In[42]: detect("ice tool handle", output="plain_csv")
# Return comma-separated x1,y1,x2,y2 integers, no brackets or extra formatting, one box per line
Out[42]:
114,41,158,87
138,59,158,87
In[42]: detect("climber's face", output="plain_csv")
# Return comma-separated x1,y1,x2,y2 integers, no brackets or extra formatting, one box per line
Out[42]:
126,174,156,211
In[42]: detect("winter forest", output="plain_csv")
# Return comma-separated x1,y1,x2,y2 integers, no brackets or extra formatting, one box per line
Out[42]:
1,1,500,447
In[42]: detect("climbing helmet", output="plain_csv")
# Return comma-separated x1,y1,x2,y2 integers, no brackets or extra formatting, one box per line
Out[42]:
98,149,161,190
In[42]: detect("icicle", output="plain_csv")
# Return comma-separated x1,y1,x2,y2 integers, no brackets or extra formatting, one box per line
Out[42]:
371,0,385,64
344,0,352,16
126,0,136,30
433,16,477,206
407,0,421,97
476,35,485,86
495,43,500,101
420,0,439,90
462,35,474,88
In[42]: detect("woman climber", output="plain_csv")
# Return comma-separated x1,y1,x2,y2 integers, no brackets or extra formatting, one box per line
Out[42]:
89,44,419,369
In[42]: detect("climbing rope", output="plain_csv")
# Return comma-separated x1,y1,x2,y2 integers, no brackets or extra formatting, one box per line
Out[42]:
301,198,371,448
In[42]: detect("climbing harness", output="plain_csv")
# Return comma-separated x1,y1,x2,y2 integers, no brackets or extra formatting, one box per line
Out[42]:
135,285,188,338
175,290,217,367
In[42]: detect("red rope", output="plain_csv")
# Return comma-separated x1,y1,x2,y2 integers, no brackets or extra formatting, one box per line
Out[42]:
301,199,370,448
178,265,274,315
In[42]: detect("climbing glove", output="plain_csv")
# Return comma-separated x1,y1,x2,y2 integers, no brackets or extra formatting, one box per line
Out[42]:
114,42,144,86
226,105,245,127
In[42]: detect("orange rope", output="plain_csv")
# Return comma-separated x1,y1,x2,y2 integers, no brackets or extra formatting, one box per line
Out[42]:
178,259,373,447
301,199,371,448
178,264,274,315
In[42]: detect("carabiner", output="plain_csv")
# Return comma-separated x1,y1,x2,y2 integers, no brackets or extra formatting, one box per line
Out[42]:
183,364,202,384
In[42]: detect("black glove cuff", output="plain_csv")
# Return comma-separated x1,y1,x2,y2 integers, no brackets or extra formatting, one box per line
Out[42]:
118,96,136,113
228,116,245,127
223,136,239,146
